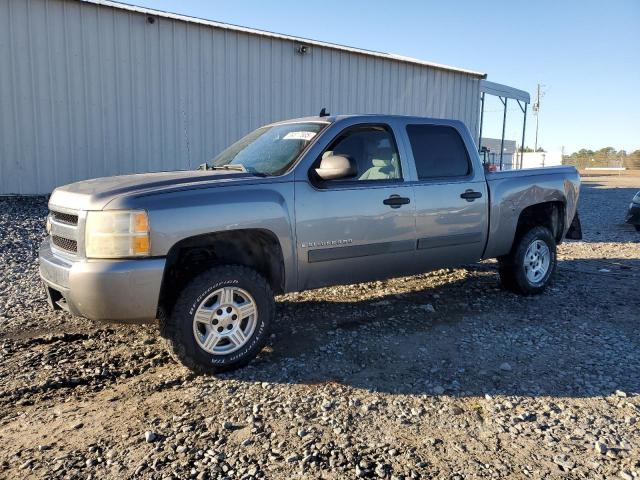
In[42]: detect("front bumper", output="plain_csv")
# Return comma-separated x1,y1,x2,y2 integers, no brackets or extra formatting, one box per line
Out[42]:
39,240,165,323
626,203,640,226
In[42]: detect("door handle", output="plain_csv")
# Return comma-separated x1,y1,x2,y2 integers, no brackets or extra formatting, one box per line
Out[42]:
460,189,482,201
383,195,411,208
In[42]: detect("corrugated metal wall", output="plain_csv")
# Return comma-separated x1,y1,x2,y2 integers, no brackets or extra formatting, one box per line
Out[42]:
0,0,481,194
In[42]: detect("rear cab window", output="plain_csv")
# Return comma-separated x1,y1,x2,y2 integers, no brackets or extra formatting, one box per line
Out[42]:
405,124,471,180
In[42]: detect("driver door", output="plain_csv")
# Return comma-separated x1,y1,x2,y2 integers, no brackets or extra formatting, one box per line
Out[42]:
294,124,416,290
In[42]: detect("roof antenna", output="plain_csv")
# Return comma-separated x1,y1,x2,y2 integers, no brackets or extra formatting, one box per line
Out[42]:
319,107,330,117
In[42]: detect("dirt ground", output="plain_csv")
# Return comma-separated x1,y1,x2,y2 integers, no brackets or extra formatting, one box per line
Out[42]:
0,175,638,479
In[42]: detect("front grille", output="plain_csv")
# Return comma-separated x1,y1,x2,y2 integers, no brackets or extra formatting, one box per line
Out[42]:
49,207,80,257
52,235,78,253
51,211,78,225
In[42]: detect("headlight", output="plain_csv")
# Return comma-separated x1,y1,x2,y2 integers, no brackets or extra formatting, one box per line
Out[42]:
85,210,150,258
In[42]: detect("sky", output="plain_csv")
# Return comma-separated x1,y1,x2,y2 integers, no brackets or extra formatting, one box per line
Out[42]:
130,0,640,154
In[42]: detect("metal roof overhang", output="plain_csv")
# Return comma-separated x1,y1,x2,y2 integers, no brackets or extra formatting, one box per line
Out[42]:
80,0,486,78
480,80,530,103
478,81,531,170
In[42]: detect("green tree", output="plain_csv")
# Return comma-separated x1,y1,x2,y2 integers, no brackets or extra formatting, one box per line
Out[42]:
562,147,640,169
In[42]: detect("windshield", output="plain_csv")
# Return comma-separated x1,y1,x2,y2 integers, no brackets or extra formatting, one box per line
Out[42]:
211,122,327,175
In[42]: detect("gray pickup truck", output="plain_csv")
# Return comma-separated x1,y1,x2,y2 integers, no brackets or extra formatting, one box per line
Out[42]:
39,114,581,373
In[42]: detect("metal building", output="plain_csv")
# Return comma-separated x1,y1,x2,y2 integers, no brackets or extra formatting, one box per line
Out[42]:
0,0,489,194
480,138,517,170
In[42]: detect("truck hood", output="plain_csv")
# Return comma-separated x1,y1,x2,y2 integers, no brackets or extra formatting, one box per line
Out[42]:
49,170,265,211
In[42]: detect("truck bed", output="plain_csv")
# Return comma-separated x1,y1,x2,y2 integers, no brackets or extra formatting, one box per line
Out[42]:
483,165,581,259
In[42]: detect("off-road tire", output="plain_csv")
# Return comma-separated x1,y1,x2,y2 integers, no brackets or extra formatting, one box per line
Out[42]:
498,226,557,295
160,265,274,374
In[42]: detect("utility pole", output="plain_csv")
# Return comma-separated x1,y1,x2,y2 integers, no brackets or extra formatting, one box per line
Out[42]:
532,83,545,151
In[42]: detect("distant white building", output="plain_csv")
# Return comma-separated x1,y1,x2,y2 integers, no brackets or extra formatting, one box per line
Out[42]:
520,152,563,169
480,138,517,170
479,138,563,170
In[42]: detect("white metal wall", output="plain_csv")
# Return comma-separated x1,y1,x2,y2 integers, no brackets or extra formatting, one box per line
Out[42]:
0,0,482,194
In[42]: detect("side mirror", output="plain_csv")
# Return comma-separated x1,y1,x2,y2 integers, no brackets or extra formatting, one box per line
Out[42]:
315,155,357,180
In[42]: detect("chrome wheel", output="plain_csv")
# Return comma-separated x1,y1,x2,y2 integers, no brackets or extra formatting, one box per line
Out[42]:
523,239,551,284
192,286,258,355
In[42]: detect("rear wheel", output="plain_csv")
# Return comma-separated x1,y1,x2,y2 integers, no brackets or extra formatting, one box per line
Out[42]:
160,265,274,374
498,226,557,295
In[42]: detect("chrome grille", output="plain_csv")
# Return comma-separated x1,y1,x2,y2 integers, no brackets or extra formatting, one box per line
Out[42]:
49,207,81,257
52,235,78,253
51,211,78,226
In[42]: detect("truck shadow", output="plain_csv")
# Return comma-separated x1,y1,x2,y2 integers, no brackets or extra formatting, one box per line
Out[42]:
231,257,640,398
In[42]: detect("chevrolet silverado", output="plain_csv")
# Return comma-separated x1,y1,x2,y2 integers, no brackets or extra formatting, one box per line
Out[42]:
39,114,582,373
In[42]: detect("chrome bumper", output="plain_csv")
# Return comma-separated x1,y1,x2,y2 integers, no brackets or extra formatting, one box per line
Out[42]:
39,240,165,323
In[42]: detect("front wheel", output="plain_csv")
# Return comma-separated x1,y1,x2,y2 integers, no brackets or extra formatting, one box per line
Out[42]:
498,226,557,295
160,265,274,374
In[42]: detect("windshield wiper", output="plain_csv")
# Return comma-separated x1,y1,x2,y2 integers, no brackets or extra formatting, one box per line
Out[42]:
211,164,247,172
199,163,269,177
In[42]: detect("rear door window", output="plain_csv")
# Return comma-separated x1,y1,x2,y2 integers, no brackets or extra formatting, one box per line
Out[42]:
406,125,471,179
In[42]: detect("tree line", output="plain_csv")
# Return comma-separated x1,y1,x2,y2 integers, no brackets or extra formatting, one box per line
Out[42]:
562,147,640,169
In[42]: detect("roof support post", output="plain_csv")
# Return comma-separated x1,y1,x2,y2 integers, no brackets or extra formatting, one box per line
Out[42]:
499,96,507,170
517,100,527,169
478,91,485,148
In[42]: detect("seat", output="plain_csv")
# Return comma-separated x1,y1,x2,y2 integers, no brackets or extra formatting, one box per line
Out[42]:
359,147,400,180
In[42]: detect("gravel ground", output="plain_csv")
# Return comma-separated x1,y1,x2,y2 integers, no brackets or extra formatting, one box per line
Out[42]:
0,175,638,479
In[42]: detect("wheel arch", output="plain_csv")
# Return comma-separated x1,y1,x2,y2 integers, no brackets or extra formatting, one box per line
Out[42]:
157,228,285,317
514,200,566,247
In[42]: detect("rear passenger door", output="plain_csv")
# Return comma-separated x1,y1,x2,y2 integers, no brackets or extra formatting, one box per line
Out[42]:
402,122,488,270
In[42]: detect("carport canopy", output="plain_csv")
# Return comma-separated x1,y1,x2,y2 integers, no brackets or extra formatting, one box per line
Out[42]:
478,80,531,169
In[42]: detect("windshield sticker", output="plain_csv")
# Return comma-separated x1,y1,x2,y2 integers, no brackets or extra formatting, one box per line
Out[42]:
283,131,317,141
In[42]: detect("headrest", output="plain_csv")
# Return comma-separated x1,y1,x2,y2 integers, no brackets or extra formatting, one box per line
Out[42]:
371,158,393,167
